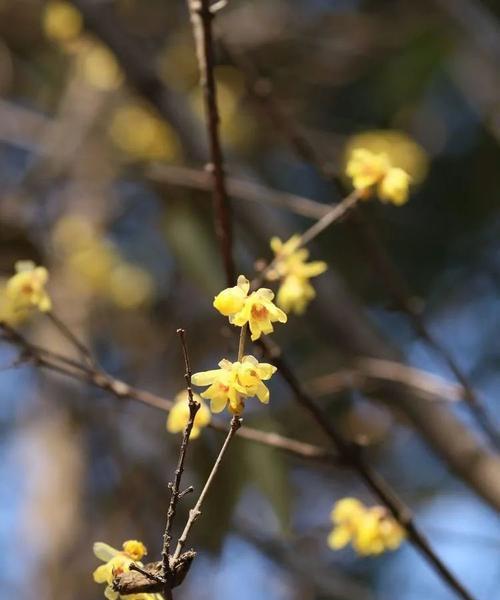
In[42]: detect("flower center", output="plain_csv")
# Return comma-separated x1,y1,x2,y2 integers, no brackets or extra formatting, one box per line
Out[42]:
251,303,268,320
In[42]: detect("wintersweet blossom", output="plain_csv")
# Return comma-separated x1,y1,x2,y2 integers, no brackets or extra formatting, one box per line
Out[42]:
328,498,405,556
346,148,390,190
93,540,158,600
378,167,411,205
346,148,412,205
5,261,51,314
267,235,327,314
166,390,211,438
276,274,316,315
191,355,277,414
213,275,287,341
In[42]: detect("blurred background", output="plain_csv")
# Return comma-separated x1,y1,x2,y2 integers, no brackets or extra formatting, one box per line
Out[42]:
0,0,499,599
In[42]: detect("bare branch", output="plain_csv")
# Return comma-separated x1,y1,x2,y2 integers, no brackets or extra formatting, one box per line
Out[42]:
162,329,200,590
186,0,235,285
173,415,242,561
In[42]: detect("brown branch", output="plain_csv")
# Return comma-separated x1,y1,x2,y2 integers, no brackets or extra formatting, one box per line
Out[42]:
114,551,196,595
310,358,464,403
260,340,477,600
224,42,500,451
172,414,242,561
162,329,200,594
147,163,328,220
46,311,98,369
186,0,235,286
0,322,333,464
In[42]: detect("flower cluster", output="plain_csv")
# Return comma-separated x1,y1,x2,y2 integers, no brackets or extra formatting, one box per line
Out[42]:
192,355,276,414
213,275,287,341
346,148,412,205
166,390,212,438
0,261,52,325
52,215,154,310
266,235,327,314
328,498,405,556
93,540,159,600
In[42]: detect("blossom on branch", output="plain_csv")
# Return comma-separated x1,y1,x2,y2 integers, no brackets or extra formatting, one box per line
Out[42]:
328,497,405,556
166,390,211,438
346,148,412,205
192,355,277,414
267,235,328,314
213,275,287,340
92,540,157,600
4,261,52,316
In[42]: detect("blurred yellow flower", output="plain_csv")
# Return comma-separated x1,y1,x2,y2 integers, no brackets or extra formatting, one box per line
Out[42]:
346,149,390,190
108,264,154,310
93,541,158,600
328,498,405,556
378,167,411,206
166,390,211,438
5,261,51,314
192,355,277,414
78,42,123,91
276,274,316,315
52,215,155,309
213,275,287,341
346,148,412,205
345,129,428,184
43,1,83,43
109,104,180,161
267,235,327,315
0,279,29,326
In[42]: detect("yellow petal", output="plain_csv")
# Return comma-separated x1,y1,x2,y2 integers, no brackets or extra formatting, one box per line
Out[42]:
327,526,352,550
192,369,221,386
93,564,112,584
93,542,119,562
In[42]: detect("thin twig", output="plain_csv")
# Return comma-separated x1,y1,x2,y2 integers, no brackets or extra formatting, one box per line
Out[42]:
253,190,361,288
147,163,328,220
172,415,242,561
46,311,98,369
237,324,247,362
186,0,235,286
162,329,200,594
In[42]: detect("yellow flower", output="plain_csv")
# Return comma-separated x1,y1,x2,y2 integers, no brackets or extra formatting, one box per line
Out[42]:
267,236,327,314
93,541,157,600
191,355,277,414
213,274,249,316
166,390,211,438
346,148,413,205
378,167,411,205
327,498,405,556
276,274,316,315
122,540,147,561
344,129,428,184
346,149,390,190
213,275,287,341
5,261,51,314
43,1,83,44
327,497,365,550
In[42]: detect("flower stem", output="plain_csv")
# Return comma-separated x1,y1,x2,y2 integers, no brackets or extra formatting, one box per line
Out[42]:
237,324,247,362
